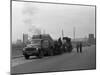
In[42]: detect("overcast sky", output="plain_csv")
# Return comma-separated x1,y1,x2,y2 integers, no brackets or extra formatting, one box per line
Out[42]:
12,1,95,42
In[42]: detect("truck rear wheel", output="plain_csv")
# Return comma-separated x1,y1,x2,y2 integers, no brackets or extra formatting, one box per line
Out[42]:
38,50,44,58
49,50,53,56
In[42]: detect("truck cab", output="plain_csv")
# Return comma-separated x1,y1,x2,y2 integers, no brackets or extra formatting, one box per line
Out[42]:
23,39,43,59
23,38,54,59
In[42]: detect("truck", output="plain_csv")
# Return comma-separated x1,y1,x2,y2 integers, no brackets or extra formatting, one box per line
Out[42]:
62,37,73,53
22,34,73,59
53,37,73,54
22,34,54,59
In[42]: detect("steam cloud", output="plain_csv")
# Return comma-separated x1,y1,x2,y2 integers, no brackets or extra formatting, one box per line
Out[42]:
22,3,41,35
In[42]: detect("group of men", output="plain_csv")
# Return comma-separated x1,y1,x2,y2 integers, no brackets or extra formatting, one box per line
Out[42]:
76,42,82,53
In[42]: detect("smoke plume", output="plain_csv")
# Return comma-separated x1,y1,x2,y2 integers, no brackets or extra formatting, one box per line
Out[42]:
22,2,41,35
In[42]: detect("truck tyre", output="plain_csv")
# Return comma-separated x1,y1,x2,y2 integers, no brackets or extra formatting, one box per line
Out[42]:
49,50,53,56
68,48,72,53
38,50,44,58
60,49,64,54
24,55,29,59
60,47,64,54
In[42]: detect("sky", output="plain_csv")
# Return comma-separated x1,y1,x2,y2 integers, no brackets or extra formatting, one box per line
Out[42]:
12,1,95,42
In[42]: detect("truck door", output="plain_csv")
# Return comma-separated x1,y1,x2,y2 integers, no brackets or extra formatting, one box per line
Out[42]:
42,40,50,49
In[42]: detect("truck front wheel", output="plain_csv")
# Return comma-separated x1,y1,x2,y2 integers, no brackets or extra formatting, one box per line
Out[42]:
24,55,30,59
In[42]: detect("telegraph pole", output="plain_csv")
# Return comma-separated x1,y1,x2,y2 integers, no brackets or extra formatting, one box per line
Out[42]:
62,29,64,39
73,27,76,41
43,29,45,34
23,33,25,47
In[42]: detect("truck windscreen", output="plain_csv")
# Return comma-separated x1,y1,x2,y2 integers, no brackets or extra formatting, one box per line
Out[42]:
31,39,41,44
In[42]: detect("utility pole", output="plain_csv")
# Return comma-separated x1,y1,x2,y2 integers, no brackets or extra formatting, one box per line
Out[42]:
62,29,64,40
23,33,24,44
23,33,25,47
43,29,45,34
73,27,76,41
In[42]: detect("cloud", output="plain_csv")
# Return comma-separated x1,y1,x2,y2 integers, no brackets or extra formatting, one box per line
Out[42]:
22,2,38,16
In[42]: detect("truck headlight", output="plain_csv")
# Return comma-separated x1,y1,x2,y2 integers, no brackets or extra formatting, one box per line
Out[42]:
36,48,39,50
23,48,26,51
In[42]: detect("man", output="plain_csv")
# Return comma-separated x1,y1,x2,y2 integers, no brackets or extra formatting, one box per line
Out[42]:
76,42,79,53
79,42,82,53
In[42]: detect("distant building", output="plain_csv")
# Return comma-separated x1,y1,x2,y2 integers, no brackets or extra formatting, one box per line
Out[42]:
88,34,95,44
16,39,22,45
23,34,29,44
89,34,94,39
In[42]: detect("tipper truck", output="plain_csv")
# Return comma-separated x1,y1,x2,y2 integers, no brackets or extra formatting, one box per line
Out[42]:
22,34,54,59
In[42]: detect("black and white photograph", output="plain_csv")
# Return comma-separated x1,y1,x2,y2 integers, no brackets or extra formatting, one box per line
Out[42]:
11,0,96,74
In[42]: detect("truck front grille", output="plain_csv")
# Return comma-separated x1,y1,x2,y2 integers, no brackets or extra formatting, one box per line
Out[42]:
25,48,36,51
